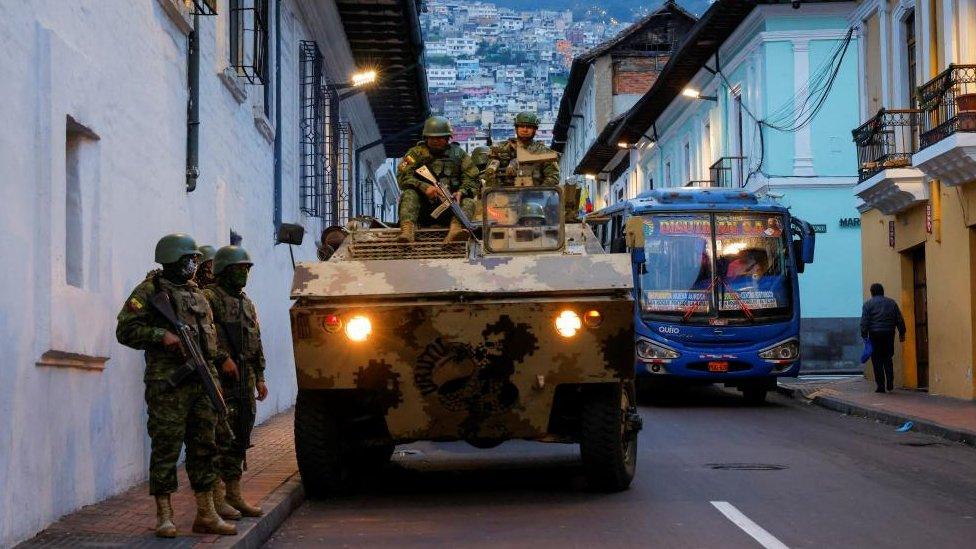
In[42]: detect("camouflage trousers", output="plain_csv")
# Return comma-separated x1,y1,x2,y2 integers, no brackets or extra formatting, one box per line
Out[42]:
145,380,218,495
215,375,257,481
398,188,475,227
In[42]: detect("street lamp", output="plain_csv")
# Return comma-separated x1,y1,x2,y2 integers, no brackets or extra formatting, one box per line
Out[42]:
682,87,718,102
335,69,379,90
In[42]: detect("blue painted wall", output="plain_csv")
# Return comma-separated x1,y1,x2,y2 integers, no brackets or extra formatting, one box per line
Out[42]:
810,38,860,176
763,41,795,176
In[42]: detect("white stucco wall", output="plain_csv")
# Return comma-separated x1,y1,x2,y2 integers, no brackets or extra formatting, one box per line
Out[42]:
0,1,392,545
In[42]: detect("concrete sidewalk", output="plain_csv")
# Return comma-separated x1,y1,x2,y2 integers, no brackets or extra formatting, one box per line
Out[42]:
779,376,976,448
18,409,303,548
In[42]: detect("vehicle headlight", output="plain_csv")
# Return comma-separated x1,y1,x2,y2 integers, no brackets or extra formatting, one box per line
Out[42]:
555,310,582,337
636,338,679,361
344,315,372,342
759,338,799,361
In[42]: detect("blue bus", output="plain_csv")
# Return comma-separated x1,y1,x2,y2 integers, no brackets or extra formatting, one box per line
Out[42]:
588,189,815,403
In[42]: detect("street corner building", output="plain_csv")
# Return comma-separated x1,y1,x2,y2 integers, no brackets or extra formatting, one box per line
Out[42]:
851,0,976,400
0,0,428,545
555,0,868,373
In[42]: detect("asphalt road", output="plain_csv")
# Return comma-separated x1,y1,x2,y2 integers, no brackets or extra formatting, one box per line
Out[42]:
265,387,976,548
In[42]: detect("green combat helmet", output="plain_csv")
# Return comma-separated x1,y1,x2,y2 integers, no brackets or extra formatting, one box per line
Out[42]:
422,116,453,137
213,245,254,275
514,112,540,128
198,245,217,263
518,202,547,225
471,146,490,170
155,233,201,264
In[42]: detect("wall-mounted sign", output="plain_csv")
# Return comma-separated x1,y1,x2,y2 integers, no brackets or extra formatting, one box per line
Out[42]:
926,203,933,233
811,224,827,233
839,217,861,228
889,220,895,247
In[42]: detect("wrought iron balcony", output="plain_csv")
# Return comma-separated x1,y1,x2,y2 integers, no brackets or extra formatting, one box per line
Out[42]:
852,108,923,182
918,64,976,149
709,156,746,188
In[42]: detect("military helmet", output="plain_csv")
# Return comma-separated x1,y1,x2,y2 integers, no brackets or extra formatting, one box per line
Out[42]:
518,202,547,222
422,116,453,137
197,245,217,263
514,112,540,128
470,146,490,169
155,233,200,265
213,245,253,275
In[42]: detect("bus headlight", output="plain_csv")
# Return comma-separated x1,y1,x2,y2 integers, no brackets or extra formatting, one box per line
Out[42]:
555,310,582,337
344,315,372,342
636,338,679,362
759,338,799,362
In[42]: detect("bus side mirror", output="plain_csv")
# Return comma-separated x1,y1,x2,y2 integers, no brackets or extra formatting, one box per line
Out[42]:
792,240,805,273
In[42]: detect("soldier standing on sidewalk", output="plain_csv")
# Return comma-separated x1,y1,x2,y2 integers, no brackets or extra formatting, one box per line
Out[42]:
204,245,267,520
194,244,217,287
115,233,238,538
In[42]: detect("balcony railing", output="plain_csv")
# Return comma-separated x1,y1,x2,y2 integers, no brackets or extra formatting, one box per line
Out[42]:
685,180,716,188
918,64,976,149
852,108,923,182
709,156,746,188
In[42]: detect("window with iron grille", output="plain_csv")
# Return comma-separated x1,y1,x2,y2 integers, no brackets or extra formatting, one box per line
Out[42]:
299,41,327,218
338,122,353,225
229,0,269,85
192,0,218,15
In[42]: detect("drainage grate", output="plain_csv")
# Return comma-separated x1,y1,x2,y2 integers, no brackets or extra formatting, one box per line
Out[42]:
706,463,788,471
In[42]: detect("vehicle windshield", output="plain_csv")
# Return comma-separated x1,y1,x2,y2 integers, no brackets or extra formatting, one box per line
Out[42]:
638,212,793,324
483,187,563,253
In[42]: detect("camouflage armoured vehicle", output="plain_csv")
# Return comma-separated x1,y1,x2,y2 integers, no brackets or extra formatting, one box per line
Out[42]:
289,186,639,494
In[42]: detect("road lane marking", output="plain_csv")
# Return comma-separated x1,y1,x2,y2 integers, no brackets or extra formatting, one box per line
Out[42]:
710,501,790,549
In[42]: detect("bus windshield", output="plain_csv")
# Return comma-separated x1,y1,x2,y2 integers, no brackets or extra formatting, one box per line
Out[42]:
638,212,793,324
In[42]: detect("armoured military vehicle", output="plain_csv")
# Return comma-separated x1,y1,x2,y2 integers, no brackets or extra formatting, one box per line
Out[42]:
289,186,639,495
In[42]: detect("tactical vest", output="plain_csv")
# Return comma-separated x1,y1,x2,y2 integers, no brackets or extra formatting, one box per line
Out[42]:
141,276,219,382
211,286,261,365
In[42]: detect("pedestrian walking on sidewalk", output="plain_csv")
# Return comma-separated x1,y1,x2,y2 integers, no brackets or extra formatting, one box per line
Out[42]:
116,234,238,538
860,283,906,393
204,246,268,521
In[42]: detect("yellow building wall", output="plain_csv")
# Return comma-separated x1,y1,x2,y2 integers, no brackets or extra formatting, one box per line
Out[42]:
861,183,976,401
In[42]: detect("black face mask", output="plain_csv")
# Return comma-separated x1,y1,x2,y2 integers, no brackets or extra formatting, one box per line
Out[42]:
163,256,197,284
220,267,249,293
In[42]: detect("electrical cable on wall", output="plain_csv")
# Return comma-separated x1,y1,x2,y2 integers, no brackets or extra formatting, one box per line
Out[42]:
710,27,855,186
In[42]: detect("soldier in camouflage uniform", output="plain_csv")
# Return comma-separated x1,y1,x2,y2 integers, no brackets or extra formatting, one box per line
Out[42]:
484,112,560,188
116,234,238,538
204,246,267,520
397,116,481,243
470,145,491,174
194,244,217,287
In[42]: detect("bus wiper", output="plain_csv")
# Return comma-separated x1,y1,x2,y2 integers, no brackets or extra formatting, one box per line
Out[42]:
682,278,715,322
718,277,755,322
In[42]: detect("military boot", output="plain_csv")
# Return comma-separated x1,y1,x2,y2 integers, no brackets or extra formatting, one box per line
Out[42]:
153,494,177,538
397,220,417,243
443,218,468,243
225,478,263,517
213,480,242,521
191,491,237,535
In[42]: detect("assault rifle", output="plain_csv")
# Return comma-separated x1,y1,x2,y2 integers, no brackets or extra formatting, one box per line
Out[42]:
150,292,229,417
216,317,254,452
415,165,479,239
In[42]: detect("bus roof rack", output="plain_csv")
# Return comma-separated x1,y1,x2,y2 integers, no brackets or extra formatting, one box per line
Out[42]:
642,188,759,205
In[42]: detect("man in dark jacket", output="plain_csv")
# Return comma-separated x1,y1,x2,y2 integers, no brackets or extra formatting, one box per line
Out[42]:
860,283,907,393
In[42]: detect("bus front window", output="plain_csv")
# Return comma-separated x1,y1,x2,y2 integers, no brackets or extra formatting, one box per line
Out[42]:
639,212,793,324
639,214,714,318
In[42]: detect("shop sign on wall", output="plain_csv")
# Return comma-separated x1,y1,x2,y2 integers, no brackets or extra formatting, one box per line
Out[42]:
889,220,895,247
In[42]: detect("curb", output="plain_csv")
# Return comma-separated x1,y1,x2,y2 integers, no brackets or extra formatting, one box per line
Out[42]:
212,474,305,549
778,384,976,449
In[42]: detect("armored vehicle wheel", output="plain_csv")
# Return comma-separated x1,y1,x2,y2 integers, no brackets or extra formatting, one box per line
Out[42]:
580,383,639,492
294,390,351,497
348,416,395,468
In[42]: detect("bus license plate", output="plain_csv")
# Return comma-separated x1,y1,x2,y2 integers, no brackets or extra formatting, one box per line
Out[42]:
708,361,729,372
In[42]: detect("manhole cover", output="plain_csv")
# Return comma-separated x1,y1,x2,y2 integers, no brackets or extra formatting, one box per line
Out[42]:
706,463,788,471
898,441,943,447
